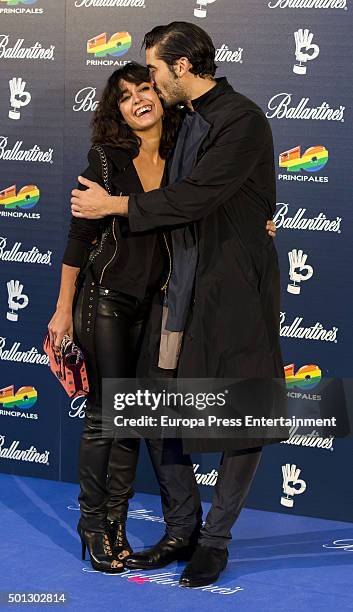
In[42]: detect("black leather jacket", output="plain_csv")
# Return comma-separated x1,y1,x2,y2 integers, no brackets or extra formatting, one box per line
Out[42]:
62,145,172,295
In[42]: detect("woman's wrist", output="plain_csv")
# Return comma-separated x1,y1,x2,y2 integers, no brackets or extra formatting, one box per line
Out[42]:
56,300,73,313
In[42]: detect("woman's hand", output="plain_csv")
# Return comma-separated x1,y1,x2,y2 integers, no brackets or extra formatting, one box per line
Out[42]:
47,308,74,353
266,220,277,238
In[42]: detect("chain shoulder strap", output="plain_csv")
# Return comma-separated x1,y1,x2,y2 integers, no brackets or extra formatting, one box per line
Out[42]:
86,145,113,264
90,144,112,195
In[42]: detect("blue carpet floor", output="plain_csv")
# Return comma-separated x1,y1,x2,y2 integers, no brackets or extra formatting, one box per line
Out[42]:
0,473,353,611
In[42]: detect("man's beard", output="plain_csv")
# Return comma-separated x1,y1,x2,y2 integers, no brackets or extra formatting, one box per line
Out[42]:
157,79,186,108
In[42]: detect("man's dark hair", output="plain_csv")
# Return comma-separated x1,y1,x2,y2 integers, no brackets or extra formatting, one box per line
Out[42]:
143,21,217,78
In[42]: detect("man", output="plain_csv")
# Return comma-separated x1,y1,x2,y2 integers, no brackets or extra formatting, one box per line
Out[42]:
71,22,284,587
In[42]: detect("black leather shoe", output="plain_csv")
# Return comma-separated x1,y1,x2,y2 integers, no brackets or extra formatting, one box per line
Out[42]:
179,545,228,587
124,532,198,570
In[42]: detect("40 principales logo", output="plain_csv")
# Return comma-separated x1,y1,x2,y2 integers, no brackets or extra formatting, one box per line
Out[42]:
0,385,39,420
0,0,44,14
278,145,329,183
0,184,41,220
87,32,132,66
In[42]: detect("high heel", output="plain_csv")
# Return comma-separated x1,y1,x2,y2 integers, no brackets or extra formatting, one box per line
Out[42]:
107,520,133,562
81,538,86,560
77,522,124,573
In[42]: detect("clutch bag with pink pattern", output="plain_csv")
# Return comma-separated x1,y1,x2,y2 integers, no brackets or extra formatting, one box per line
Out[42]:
43,332,89,398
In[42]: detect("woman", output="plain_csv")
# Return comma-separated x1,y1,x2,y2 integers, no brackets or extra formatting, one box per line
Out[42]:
48,62,276,573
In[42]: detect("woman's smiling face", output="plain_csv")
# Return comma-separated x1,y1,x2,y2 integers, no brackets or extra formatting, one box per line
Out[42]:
118,79,164,131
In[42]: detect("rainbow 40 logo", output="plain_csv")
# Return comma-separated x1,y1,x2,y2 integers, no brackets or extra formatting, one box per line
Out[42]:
0,0,37,5
0,385,37,410
0,184,40,210
279,146,329,172
87,32,132,58
284,363,322,391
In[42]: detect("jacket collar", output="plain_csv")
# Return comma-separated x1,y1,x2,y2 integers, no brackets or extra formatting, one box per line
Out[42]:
101,145,133,171
191,77,232,112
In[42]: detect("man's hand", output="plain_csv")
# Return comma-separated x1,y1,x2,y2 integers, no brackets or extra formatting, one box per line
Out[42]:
71,176,112,219
266,219,276,238
71,176,129,219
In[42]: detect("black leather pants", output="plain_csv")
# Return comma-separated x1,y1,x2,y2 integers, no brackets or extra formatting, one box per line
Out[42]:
75,286,152,532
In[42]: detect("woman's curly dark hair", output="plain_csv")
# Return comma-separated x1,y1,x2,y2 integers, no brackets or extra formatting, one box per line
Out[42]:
91,62,181,160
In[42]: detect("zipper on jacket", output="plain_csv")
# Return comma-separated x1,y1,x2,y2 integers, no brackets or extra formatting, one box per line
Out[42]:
99,217,118,285
160,232,172,293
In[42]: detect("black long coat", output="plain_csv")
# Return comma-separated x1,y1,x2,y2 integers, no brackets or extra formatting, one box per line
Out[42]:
129,78,286,453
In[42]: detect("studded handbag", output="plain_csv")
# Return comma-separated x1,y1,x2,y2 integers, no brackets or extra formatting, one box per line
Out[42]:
43,332,89,398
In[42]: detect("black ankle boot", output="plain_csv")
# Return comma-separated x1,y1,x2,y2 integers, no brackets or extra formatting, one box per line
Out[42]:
125,528,200,571
77,522,124,573
179,545,228,587
107,520,133,562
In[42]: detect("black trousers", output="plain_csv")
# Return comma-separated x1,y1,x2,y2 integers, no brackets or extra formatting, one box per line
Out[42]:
75,286,262,545
74,286,148,531
74,286,202,534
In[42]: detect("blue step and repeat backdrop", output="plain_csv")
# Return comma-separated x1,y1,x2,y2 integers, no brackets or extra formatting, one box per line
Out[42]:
0,0,352,522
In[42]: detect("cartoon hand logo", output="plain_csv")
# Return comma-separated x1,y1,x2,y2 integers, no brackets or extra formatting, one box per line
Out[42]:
8,77,31,120
194,0,217,19
287,249,313,295
293,29,320,75
281,463,307,508
7,280,29,322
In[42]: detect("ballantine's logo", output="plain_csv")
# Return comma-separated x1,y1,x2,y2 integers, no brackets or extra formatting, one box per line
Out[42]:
0,435,49,464
0,237,52,266
215,45,244,63
193,464,218,486
274,203,342,233
281,425,334,450
0,35,54,60
83,567,243,595
280,312,338,342
75,0,145,6
0,385,39,420
323,540,353,552
0,0,44,14
285,363,322,390
73,87,99,112
0,184,40,219
268,0,347,8
0,137,53,163
266,93,345,122
0,337,49,366
87,32,131,66
69,396,87,418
